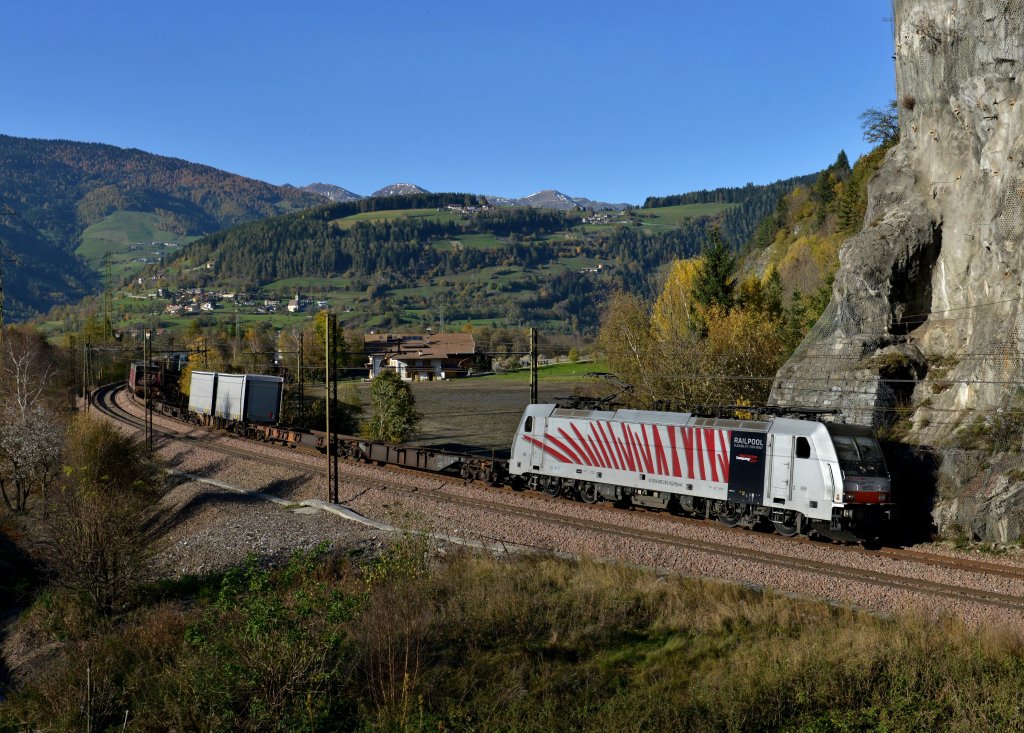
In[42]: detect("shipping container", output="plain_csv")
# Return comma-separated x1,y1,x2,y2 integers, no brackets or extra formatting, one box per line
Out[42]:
241,374,284,424
210,373,284,424
213,373,246,421
188,371,218,415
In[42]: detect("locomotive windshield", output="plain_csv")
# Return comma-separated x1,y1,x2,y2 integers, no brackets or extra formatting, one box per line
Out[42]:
830,434,887,478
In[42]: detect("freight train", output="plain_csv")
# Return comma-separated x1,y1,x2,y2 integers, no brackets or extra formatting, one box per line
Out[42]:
128,358,184,399
135,367,895,542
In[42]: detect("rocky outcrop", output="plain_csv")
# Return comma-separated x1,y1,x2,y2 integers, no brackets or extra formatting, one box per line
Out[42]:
771,0,1024,540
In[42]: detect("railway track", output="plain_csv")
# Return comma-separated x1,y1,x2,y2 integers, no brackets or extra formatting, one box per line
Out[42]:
93,382,1024,620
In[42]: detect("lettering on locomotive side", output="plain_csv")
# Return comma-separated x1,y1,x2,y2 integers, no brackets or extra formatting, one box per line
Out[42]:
648,476,686,489
727,430,768,505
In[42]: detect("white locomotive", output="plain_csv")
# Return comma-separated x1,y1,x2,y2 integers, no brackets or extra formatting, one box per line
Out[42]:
510,404,894,541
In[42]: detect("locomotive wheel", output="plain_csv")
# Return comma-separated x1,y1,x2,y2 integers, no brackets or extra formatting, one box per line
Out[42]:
714,502,742,528
772,518,799,537
542,479,560,497
579,483,599,504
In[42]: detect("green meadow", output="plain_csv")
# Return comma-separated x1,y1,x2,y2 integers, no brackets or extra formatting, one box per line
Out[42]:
638,202,739,228
76,211,198,280
331,207,462,228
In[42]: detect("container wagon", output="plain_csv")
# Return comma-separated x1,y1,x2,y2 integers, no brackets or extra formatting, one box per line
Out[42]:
187,371,284,428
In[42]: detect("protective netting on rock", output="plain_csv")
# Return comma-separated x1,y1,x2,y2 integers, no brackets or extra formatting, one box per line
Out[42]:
995,181,1024,241
943,4,977,98
898,1,1022,106
773,269,898,426
983,309,1024,393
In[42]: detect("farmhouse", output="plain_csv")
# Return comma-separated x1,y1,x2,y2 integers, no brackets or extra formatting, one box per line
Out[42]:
364,332,476,381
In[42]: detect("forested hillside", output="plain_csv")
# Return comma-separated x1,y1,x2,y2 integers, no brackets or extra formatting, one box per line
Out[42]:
0,134,324,315
148,174,817,334
644,173,817,250
0,216,95,321
599,147,891,410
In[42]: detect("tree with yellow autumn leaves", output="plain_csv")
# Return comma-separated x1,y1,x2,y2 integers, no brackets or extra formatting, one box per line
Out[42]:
598,231,789,410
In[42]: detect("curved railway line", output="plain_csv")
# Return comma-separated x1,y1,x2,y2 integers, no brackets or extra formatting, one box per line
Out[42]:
93,381,1024,625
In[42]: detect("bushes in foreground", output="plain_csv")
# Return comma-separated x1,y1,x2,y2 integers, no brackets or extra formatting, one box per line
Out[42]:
4,540,1024,732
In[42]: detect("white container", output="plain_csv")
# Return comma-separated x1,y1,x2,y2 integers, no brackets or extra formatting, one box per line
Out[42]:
209,373,284,424
188,371,218,415
214,373,247,421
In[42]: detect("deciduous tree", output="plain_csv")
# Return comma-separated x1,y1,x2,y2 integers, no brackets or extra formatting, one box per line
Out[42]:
651,259,700,340
366,370,421,443
0,328,64,514
597,292,659,405
859,100,900,147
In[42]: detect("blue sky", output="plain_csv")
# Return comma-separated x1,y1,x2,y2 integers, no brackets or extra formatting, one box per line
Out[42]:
3,1,896,204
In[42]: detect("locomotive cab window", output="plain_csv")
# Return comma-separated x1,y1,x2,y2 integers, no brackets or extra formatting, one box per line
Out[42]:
796,437,811,459
524,416,533,433
831,434,887,478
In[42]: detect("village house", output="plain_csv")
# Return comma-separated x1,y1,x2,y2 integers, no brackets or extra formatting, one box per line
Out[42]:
364,332,476,381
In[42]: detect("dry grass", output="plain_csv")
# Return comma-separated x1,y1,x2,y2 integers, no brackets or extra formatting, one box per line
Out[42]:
5,542,1024,732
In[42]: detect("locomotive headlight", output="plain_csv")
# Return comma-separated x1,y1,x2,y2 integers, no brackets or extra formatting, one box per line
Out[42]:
834,488,843,503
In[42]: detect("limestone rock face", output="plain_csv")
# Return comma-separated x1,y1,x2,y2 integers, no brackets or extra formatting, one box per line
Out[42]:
770,0,1024,539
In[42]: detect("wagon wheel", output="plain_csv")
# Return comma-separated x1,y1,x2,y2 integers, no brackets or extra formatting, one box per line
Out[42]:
579,483,599,505
772,513,801,537
714,501,742,528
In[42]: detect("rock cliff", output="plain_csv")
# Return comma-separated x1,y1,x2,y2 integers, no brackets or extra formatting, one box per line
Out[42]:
770,0,1024,540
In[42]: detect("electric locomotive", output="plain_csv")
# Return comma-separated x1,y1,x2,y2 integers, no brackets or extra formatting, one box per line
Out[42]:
510,404,894,541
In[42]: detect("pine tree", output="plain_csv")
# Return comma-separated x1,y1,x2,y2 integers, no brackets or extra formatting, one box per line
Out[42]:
692,226,735,312
833,150,851,177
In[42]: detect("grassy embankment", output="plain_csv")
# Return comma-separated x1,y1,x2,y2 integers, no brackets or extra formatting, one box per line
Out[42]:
2,538,1023,732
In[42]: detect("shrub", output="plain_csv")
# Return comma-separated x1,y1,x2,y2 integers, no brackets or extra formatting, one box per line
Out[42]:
36,415,161,615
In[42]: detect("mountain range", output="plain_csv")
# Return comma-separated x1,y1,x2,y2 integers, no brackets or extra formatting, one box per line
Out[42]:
301,181,629,211
298,182,361,202
0,133,640,317
0,134,325,316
